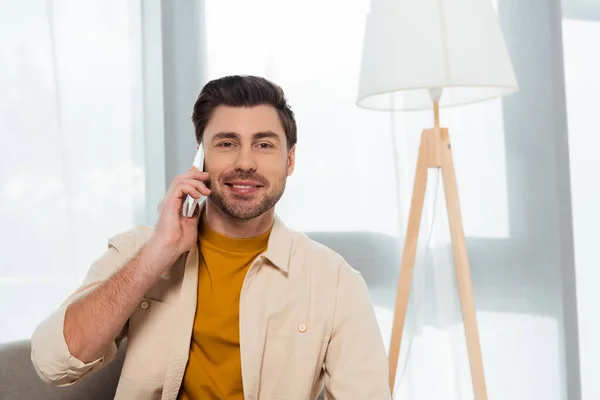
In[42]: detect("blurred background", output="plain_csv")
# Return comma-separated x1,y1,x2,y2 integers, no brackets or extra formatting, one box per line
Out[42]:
0,0,598,399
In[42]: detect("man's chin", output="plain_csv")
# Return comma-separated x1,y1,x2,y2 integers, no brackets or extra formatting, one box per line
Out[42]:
224,207,266,221
212,198,265,220
208,187,283,220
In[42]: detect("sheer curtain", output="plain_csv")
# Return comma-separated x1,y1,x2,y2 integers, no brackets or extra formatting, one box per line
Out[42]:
0,1,143,342
202,0,577,399
562,0,600,398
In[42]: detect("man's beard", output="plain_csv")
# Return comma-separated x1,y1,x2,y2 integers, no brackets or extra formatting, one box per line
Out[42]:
206,172,287,221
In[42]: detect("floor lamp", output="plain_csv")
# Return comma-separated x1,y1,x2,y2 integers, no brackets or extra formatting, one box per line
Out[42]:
356,0,518,398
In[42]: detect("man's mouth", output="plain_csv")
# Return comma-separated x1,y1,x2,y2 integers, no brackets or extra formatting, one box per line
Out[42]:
230,184,257,189
224,180,264,195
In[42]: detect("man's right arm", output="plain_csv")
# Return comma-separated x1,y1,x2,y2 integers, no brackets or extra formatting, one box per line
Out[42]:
30,167,210,386
29,232,175,386
62,238,175,364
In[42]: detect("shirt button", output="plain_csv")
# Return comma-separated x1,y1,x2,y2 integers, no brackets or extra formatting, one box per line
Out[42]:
298,323,307,333
140,300,150,310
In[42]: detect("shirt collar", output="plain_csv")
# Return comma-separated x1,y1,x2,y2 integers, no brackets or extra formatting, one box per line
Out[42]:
197,201,293,273
261,215,293,273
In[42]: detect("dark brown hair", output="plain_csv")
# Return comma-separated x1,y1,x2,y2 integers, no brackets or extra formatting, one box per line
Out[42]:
192,75,297,149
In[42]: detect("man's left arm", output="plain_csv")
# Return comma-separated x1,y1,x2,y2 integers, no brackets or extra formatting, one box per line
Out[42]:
323,271,392,399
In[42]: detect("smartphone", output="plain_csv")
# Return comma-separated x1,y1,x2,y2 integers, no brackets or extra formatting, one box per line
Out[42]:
182,144,205,217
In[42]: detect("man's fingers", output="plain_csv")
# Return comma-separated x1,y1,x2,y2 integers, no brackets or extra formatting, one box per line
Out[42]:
198,185,211,196
172,183,203,201
161,171,211,213
182,168,209,181
172,169,207,185
176,178,211,196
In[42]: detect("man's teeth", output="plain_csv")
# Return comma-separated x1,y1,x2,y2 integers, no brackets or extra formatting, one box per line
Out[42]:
232,185,254,188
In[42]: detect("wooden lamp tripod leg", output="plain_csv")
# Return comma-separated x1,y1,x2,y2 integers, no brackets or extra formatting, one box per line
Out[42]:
388,128,432,391
439,129,488,400
388,127,488,400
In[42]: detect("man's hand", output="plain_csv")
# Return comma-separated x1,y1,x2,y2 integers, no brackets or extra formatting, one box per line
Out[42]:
150,167,211,269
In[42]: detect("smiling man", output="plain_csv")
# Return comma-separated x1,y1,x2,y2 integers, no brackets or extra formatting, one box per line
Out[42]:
31,75,390,399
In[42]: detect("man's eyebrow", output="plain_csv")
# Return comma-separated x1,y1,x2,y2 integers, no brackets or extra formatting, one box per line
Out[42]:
212,132,240,141
211,131,281,142
253,131,281,141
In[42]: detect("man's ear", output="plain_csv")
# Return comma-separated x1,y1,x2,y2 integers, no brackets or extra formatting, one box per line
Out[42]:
287,145,296,176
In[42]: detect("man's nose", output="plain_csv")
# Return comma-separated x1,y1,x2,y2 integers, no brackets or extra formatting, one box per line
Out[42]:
233,147,257,171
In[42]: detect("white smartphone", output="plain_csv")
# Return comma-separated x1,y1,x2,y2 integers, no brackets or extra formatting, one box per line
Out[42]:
182,144,205,217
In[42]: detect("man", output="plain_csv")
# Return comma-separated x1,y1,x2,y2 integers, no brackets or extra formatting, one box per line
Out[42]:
31,75,390,399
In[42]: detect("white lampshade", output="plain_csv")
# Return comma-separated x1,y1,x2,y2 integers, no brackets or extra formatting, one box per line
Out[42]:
357,0,519,111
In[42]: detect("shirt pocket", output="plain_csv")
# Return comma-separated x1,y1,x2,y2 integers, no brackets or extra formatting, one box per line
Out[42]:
260,320,329,399
120,297,174,384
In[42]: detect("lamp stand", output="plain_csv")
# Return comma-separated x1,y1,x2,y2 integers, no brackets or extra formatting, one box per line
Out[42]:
388,101,488,399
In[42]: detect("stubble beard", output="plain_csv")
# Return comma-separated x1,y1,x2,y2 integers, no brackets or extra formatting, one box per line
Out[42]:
207,175,287,221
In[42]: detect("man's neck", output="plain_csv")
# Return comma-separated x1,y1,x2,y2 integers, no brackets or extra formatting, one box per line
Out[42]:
204,200,274,239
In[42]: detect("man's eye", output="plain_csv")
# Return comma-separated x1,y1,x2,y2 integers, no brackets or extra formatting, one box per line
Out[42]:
219,142,234,148
257,142,273,149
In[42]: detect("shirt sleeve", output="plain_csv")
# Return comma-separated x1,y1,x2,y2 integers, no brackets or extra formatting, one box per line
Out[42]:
29,226,149,386
30,287,119,386
323,272,392,399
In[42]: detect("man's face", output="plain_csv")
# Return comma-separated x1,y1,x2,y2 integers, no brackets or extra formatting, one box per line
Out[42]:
202,105,295,221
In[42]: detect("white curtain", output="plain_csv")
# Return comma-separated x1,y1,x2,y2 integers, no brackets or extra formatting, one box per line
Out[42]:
0,0,143,342
562,2,600,398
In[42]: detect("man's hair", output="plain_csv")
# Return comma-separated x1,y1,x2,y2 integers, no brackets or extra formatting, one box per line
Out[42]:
192,75,297,149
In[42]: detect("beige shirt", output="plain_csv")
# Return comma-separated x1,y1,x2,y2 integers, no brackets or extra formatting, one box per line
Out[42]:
30,215,391,400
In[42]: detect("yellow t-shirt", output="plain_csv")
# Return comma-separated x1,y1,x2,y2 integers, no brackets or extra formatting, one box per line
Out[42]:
178,214,270,400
